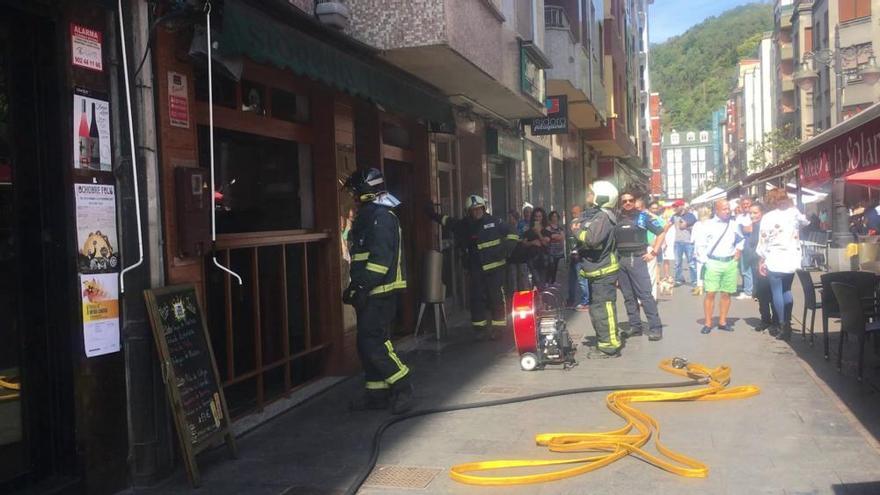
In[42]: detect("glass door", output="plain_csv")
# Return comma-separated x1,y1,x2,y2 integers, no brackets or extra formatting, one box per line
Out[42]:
0,17,25,485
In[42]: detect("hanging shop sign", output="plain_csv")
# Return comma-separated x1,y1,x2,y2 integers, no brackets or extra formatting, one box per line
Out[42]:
168,71,191,129
71,23,103,72
80,273,120,357
75,183,119,273
73,88,112,171
530,95,568,135
487,128,524,161
799,114,880,186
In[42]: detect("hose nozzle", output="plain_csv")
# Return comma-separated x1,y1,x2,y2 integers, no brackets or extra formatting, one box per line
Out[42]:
671,357,688,369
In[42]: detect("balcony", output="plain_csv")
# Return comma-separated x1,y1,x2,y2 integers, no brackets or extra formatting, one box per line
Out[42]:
582,116,637,158
544,5,605,129
782,77,795,93
780,43,793,61
346,0,545,119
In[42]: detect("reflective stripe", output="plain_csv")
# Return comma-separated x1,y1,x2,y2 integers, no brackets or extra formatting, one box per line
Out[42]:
352,252,370,261
369,221,407,295
606,301,620,348
506,234,520,241
580,254,619,278
482,260,506,271
472,320,488,327
477,239,501,250
366,262,389,274
366,381,389,390
578,231,588,242
441,215,449,226
384,341,410,384
491,319,506,327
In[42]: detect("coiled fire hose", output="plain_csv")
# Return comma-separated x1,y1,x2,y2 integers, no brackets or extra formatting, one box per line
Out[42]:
0,375,20,402
345,358,759,494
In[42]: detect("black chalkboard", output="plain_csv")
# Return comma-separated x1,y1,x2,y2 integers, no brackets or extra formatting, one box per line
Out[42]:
145,284,236,487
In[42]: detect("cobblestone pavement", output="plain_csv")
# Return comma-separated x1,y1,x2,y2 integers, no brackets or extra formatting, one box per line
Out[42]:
124,279,880,495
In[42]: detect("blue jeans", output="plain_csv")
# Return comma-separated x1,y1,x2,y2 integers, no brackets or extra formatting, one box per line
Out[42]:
674,242,697,285
568,259,590,305
767,271,794,326
740,257,754,296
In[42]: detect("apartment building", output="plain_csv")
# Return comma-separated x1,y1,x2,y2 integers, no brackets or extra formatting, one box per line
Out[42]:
775,0,798,133
649,92,663,194
661,129,721,200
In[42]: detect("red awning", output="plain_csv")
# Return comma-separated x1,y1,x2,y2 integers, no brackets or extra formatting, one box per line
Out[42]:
845,167,880,187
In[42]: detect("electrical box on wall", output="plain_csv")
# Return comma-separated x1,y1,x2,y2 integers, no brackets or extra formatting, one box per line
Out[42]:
174,167,210,258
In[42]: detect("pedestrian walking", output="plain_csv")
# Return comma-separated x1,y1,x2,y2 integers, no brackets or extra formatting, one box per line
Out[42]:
573,181,623,358
695,199,744,334
672,200,698,286
341,168,413,413
757,189,809,341
567,205,590,311
744,202,777,333
736,196,755,300
615,190,667,341
426,195,519,340
545,211,566,284
689,206,713,296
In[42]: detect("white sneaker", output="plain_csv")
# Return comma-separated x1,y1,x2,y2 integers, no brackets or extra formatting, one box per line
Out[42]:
736,293,752,300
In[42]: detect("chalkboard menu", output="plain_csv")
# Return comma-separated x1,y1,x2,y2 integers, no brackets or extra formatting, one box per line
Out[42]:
145,285,236,486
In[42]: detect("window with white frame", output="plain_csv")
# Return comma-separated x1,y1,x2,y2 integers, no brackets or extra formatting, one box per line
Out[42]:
670,132,679,145
665,148,684,198
686,131,696,142
690,147,708,194
700,131,709,143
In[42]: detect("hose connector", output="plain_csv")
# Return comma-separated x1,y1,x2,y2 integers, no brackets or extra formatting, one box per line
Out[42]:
671,357,688,369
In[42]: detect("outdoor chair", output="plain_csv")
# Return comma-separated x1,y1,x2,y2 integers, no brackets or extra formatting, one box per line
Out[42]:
819,271,878,360
800,230,831,271
795,269,820,344
830,282,880,381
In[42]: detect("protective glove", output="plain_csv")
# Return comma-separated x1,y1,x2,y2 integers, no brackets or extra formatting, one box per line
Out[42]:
342,283,368,309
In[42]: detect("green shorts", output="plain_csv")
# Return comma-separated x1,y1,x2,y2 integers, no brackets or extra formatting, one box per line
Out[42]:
703,259,738,293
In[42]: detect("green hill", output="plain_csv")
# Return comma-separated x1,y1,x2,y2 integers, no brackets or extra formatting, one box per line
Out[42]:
651,3,773,131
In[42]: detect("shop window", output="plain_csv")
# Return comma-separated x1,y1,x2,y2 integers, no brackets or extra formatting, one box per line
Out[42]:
198,126,313,234
194,65,237,109
241,80,265,116
270,87,309,123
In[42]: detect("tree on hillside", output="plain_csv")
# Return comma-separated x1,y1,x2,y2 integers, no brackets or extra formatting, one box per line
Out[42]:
651,3,773,131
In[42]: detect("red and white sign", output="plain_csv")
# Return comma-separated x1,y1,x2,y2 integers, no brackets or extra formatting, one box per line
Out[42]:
168,72,190,129
799,114,880,186
71,23,103,72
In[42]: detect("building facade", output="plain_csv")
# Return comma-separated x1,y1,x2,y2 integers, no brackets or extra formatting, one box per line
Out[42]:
649,92,663,193
661,129,720,200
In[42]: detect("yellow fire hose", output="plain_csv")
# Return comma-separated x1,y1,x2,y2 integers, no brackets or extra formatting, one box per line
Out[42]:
0,375,21,402
449,359,760,486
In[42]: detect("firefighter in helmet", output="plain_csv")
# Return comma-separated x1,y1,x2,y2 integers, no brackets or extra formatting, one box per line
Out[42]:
574,181,623,358
342,168,414,414
425,195,519,340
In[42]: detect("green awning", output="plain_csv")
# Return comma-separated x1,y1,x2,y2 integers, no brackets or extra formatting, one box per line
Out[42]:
218,0,454,127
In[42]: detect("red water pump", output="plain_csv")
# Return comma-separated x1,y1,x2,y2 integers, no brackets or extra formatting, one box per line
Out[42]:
511,287,577,371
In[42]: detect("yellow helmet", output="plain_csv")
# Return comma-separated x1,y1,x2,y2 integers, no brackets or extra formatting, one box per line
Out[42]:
590,181,619,209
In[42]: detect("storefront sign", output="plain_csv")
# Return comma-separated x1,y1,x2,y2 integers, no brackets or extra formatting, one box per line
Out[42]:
168,72,190,128
73,88,111,171
530,95,568,135
80,273,120,357
75,183,119,273
799,114,880,185
71,23,103,72
486,128,524,161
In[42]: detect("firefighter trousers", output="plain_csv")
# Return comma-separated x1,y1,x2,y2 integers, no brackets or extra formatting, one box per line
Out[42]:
355,295,410,391
618,253,663,335
587,273,622,354
469,267,507,333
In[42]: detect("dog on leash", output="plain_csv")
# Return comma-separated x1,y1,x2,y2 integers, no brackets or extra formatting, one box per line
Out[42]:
658,277,675,296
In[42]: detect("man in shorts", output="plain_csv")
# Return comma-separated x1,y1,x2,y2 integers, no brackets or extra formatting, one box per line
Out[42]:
695,199,744,334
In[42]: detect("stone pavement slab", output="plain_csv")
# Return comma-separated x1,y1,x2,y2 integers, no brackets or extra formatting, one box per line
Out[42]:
120,284,880,495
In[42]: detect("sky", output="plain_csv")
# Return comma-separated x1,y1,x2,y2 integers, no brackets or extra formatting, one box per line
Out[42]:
650,0,765,44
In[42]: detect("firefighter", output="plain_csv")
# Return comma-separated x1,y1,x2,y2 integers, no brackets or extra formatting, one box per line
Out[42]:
342,168,414,414
425,195,519,340
574,181,623,358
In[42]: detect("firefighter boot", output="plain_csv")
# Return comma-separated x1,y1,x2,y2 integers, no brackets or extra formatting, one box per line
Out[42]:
390,379,416,415
348,389,391,411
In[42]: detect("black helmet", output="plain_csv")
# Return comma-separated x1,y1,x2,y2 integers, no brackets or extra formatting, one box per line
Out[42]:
342,168,386,202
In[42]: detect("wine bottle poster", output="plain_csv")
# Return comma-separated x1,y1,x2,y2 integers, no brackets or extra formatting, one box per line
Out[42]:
72,87,111,171
74,183,119,274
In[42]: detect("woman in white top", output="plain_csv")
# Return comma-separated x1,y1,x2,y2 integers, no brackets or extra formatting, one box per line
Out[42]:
689,206,713,295
756,188,809,341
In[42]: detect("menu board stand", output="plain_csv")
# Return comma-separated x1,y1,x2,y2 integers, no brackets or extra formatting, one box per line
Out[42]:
144,285,237,487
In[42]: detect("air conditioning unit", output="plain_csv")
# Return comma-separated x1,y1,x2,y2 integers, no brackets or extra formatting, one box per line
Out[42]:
315,0,350,31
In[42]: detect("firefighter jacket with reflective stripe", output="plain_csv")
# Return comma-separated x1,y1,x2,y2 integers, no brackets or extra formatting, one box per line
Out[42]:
574,206,619,278
349,202,407,296
430,212,518,272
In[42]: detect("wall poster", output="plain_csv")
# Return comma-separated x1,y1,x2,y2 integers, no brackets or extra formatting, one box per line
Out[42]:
73,88,112,171
168,71,190,128
74,183,119,273
80,273,120,357
71,23,103,72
